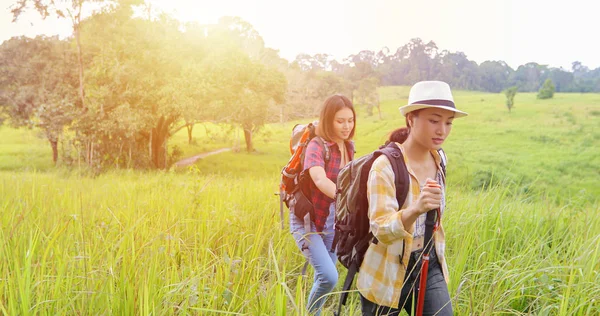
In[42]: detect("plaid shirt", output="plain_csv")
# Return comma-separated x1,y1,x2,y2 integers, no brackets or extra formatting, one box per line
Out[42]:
303,138,355,232
357,143,449,308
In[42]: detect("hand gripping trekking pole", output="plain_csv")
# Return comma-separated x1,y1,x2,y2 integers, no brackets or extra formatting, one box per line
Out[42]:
416,180,442,316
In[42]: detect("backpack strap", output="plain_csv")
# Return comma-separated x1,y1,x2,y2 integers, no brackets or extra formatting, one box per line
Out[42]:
379,143,410,210
314,136,330,163
424,150,446,261
423,211,437,256
437,148,447,184
379,143,410,264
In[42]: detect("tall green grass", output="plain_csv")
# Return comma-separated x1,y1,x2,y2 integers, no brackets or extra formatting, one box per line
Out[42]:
1,171,598,314
1,87,599,314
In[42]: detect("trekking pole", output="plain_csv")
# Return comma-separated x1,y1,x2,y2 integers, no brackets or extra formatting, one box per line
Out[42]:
274,190,285,229
416,181,442,316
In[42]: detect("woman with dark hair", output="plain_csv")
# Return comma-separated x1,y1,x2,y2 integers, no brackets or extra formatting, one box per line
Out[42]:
359,81,468,315
290,94,356,315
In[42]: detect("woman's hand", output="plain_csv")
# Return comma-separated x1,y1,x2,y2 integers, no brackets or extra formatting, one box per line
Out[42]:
401,178,441,228
412,178,442,215
308,166,337,199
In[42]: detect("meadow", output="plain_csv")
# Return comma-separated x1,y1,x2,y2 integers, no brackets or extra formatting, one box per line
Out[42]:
1,87,599,315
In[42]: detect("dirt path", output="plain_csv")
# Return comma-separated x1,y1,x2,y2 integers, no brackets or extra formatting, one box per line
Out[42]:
173,148,232,167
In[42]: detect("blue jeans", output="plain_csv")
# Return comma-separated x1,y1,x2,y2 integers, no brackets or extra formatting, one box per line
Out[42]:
360,247,453,316
290,203,338,315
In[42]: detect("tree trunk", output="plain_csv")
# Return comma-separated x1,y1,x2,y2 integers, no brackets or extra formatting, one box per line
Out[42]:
186,124,193,144
128,142,133,169
149,129,153,163
150,116,176,169
50,139,58,165
74,18,85,109
243,128,253,153
151,128,167,169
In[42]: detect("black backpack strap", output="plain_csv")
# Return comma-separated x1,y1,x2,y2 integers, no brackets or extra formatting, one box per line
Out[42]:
379,143,410,208
423,210,437,256
424,149,446,255
379,143,410,263
335,262,358,316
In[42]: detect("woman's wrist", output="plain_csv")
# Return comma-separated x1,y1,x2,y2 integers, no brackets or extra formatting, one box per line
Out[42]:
401,205,419,227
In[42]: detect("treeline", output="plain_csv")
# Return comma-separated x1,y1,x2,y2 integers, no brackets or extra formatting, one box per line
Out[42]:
294,38,600,93
1,1,599,171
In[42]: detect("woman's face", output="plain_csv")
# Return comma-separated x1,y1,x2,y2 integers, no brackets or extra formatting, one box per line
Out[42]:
409,107,455,150
332,107,355,142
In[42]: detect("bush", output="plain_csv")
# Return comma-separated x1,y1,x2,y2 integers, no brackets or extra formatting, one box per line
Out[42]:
504,86,518,112
537,79,555,99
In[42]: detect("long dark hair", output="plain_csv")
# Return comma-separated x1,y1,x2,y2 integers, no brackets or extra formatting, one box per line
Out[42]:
316,94,356,142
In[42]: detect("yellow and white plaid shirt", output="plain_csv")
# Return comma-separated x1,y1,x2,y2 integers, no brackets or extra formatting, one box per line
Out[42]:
357,143,449,308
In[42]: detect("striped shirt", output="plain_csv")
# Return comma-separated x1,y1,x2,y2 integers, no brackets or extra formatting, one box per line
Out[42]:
357,143,449,308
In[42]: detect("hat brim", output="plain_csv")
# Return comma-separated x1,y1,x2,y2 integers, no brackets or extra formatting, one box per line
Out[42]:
399,104,468,118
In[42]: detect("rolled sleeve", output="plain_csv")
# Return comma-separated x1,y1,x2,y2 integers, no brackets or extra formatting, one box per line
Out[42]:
303,138,325,170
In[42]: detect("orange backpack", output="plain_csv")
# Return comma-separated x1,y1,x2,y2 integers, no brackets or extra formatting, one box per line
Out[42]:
278,121,330,229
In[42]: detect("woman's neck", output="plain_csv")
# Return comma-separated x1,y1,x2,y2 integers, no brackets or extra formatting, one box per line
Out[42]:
331,137,344,148
402,137,430,163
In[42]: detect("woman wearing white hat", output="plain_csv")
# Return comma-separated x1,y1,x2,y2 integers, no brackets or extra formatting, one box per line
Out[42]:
358,81,467,315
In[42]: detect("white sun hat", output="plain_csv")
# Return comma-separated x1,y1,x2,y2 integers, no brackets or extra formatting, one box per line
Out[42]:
398,81,468,117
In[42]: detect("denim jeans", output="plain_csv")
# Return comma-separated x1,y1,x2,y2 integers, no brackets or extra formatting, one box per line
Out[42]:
290,203,338,316
360,247,453,316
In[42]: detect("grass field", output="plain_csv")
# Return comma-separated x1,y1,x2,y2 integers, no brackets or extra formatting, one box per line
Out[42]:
1,87,599,315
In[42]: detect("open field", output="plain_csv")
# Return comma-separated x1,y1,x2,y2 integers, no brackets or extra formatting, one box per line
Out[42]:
1,87,599,315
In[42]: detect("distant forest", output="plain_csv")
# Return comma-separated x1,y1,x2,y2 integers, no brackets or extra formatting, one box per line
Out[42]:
294,37,600,93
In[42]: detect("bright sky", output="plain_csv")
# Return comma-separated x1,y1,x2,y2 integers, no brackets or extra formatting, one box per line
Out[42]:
1,0,598,70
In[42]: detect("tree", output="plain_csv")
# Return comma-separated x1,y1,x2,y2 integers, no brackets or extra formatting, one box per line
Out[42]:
0,36,78,164
10,0,117,109
547,68,573,92
79,5,197,169
537,79,555,99
354,77,380,117
504,86,518,113
204,49,286,152
479,60,513,92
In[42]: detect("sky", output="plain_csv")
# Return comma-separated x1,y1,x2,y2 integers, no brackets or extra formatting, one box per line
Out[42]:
1,0,598,71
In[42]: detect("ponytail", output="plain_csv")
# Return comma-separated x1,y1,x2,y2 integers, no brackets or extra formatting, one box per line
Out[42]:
388,127,410,144
387,115,413,144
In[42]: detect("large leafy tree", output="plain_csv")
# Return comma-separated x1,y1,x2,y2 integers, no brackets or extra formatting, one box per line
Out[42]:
10,0,117,109
203,49,286,152
0,36,78,164
80,5,199,169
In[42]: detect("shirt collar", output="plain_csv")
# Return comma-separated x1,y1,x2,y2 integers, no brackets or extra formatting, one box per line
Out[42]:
323,139,355,151
395,142,444,172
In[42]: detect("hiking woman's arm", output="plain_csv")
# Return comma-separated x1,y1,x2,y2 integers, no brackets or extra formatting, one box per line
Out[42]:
304,139,336,199
309,166,336,199
367,156,413,244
